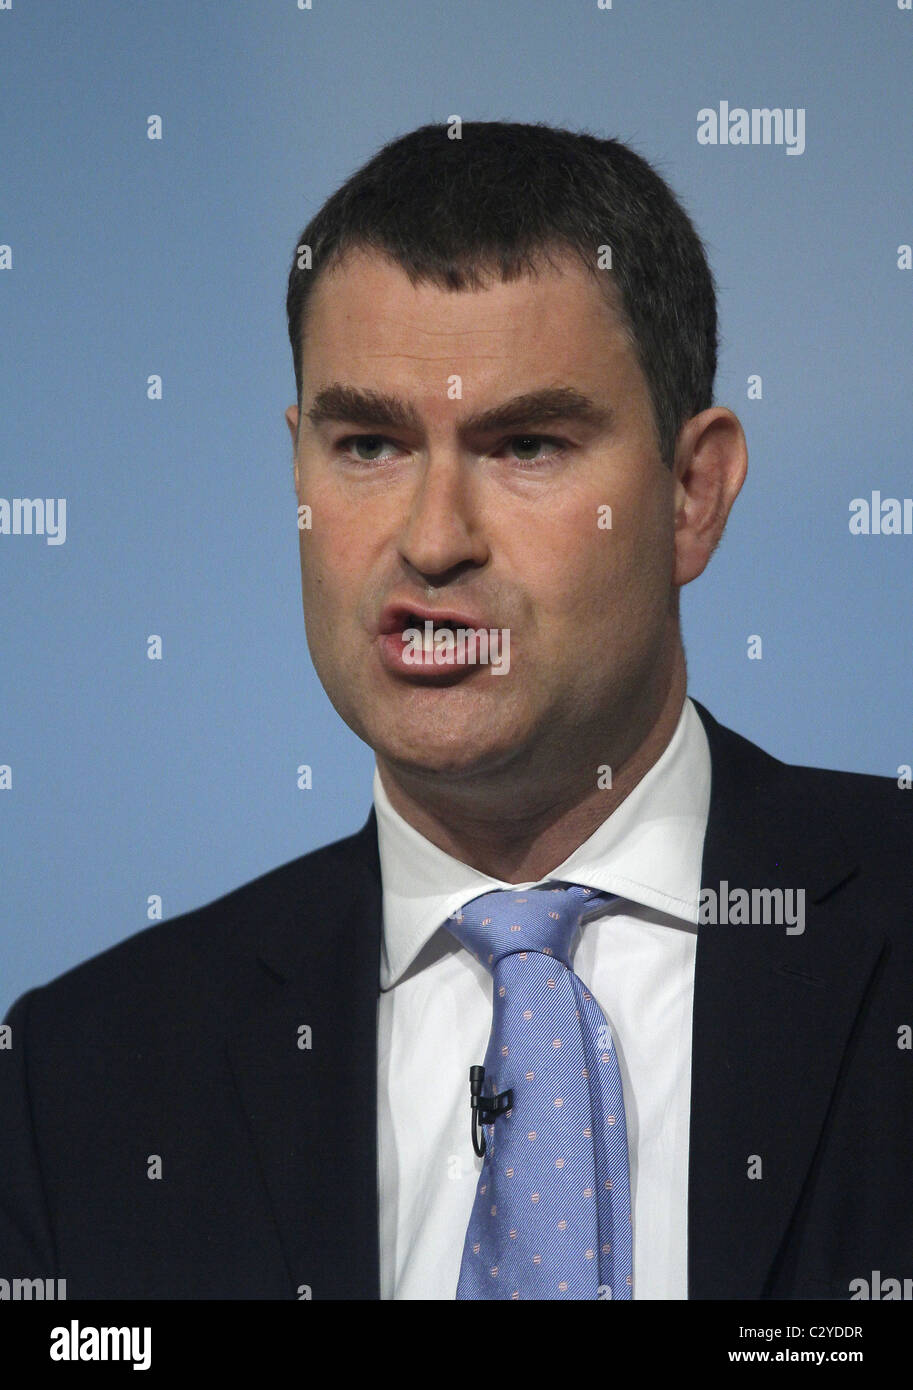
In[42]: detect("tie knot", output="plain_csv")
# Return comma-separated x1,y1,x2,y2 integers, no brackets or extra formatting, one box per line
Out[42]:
445,881,613,974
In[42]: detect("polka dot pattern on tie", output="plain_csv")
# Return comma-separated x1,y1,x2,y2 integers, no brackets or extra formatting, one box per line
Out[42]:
445,882,633,1300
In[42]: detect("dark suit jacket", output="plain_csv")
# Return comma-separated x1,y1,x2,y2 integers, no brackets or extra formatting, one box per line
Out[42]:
2,700,911,1299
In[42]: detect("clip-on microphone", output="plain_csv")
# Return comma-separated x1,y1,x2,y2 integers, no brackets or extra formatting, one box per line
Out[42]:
469,1064,513,1157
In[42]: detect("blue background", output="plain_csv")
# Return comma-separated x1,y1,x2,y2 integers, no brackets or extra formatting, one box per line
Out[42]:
2,0,911,1012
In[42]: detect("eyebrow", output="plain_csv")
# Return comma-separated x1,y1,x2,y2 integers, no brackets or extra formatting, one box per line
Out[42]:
304,384,614,435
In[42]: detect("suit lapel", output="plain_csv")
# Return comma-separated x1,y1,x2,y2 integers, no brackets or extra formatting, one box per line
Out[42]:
226,813,383,1299
688,701,885,1298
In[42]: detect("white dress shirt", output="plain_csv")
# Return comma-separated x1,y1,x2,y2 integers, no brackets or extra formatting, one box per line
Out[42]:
375,695,710,1299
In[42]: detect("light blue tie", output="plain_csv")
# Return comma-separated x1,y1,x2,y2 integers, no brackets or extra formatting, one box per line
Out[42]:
446,882,633,1300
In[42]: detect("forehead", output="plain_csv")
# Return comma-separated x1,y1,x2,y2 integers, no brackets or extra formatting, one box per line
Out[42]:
297,247,640,400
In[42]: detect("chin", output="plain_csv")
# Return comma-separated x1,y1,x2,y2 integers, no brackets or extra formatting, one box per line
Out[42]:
374,723,528,782
333,673,533,774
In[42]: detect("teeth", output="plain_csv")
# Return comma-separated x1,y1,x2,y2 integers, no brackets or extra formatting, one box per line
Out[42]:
405,614,453,628
398,614,461,635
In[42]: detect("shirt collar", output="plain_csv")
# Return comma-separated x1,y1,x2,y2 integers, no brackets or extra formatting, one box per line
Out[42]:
374,695,711,988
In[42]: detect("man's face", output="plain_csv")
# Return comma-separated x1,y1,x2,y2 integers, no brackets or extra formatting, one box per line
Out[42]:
288,248,679,789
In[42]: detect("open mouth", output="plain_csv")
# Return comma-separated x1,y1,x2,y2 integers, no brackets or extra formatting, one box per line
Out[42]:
402,614,456,632
374,601,510,676
378,604,485,637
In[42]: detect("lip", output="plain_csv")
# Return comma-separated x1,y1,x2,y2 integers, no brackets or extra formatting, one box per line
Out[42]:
377,600,491,636
375,600,500,680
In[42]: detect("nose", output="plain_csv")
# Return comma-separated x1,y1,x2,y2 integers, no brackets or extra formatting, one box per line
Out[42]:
397,449,489,581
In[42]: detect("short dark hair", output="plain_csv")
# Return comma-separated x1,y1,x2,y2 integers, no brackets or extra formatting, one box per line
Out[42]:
285,120,718,469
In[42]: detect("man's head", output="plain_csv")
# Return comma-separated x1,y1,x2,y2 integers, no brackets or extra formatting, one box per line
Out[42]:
287,121,718,473
283,122,746,822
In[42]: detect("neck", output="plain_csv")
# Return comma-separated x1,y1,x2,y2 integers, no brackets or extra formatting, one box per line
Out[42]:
376,649,687,882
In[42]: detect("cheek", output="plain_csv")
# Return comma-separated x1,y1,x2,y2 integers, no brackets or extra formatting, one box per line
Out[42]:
534,495,670,623
297,534,338,644
298,481,352,575
298,521,374,653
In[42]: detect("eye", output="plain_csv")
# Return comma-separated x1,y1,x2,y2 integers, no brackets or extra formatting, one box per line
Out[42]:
334,433,567,465
500,435,566,464
338,434,402,462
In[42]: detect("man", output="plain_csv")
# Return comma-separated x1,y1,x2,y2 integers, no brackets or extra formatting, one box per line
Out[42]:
2,121,910,1301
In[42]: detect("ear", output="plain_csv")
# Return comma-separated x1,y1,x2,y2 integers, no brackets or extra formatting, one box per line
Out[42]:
285,405,300,492
672,407,748,588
